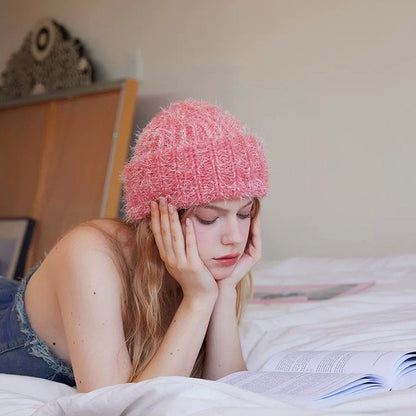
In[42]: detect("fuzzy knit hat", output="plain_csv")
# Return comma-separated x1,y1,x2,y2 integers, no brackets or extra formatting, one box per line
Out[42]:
122,99,269,220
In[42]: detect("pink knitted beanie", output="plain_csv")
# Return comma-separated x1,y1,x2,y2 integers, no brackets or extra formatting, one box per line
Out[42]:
122,99,269,220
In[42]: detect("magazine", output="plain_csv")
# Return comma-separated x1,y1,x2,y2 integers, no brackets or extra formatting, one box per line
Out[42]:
219,350,416,408
250,282,374,304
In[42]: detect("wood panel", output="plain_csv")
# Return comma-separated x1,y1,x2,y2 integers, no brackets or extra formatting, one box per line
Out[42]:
0,79,138,270
0,103,49,215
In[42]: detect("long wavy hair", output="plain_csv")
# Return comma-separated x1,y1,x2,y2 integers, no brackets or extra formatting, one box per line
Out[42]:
105,199,260,381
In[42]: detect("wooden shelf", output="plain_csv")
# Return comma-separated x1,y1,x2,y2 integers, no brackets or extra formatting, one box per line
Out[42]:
0,78,138,271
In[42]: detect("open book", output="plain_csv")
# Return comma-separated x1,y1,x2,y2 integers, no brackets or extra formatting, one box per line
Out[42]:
219,350,416,408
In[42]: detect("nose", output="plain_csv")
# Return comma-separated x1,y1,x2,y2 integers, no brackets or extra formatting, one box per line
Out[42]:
221,218,244,245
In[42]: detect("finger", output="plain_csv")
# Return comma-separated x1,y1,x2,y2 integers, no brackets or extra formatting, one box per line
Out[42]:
168,204,186,261
150,201,166,258
249,215,262,257
159,197,174,255
185,218,200,263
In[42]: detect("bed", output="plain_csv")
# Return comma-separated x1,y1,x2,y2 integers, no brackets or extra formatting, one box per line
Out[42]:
1,254,416,415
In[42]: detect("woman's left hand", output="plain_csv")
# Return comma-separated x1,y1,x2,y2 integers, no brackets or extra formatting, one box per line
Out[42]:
218,215,262,291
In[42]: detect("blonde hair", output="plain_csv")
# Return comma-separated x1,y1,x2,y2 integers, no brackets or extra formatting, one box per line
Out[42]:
109,199,260,381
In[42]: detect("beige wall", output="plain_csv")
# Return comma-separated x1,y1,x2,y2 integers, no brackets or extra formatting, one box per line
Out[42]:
1,0,415,260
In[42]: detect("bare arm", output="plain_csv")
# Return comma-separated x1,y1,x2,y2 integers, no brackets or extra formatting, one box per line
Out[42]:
134,294,215,381
203,216,262,380
203,286,246,380
50,215,216,392
136,198,218,380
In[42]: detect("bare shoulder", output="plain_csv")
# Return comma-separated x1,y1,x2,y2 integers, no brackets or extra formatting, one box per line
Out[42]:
46,219,135,271
61,218,135,254
33,218,136,295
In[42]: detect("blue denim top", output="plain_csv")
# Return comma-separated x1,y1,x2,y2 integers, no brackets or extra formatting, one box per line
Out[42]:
0,265,75,386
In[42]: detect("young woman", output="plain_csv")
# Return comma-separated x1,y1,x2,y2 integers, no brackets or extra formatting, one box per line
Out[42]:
0,99,269,392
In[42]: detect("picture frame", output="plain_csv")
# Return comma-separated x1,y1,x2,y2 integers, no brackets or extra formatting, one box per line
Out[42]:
0,217,35,280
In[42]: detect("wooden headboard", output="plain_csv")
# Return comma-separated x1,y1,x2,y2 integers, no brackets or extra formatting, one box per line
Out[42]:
0,78,138,271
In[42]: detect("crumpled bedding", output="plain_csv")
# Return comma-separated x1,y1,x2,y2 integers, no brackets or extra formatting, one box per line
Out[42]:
2,254,416,415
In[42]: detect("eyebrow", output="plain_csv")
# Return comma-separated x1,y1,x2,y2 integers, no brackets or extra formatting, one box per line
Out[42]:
201,200,253,213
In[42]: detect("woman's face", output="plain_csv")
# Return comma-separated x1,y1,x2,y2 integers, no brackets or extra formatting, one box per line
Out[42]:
187,198,253,281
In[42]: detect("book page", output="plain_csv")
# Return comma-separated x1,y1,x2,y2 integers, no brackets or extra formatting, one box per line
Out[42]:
219,371,384,409
262,350,414,387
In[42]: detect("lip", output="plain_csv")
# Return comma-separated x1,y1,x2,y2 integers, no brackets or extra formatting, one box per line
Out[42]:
213,254,240,267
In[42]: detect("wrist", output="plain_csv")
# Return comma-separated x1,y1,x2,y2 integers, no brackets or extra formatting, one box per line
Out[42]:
217,279,237,295
182,291,217,312
216,283,237,304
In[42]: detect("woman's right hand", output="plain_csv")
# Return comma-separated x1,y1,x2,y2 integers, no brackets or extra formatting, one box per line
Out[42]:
150,198,218,301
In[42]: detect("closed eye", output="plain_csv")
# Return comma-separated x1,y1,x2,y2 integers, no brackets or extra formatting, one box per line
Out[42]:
195,216,218,225
237,213,251,219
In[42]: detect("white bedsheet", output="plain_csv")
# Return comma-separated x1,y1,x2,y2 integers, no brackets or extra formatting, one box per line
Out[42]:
2,254,416,415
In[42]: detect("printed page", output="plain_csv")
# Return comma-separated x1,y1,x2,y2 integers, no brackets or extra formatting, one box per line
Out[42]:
262,350,413,387
219,371,384,409
389,353,416,389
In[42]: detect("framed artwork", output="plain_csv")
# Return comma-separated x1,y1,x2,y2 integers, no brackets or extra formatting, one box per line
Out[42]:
0,218,35,280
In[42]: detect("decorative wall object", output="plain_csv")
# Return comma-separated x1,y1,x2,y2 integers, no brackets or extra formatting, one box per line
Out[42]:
0,18,94,101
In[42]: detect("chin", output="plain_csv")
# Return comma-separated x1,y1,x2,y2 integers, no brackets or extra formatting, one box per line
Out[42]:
210,266,235,281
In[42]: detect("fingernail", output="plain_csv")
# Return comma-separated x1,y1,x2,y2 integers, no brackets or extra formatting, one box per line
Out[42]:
168,204,173,213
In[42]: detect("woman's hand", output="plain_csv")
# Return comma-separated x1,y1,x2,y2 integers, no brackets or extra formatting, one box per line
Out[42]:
218,215,262,291
151,198,218,301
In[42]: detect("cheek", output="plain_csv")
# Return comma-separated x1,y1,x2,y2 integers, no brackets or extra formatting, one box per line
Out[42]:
189,219,214,259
